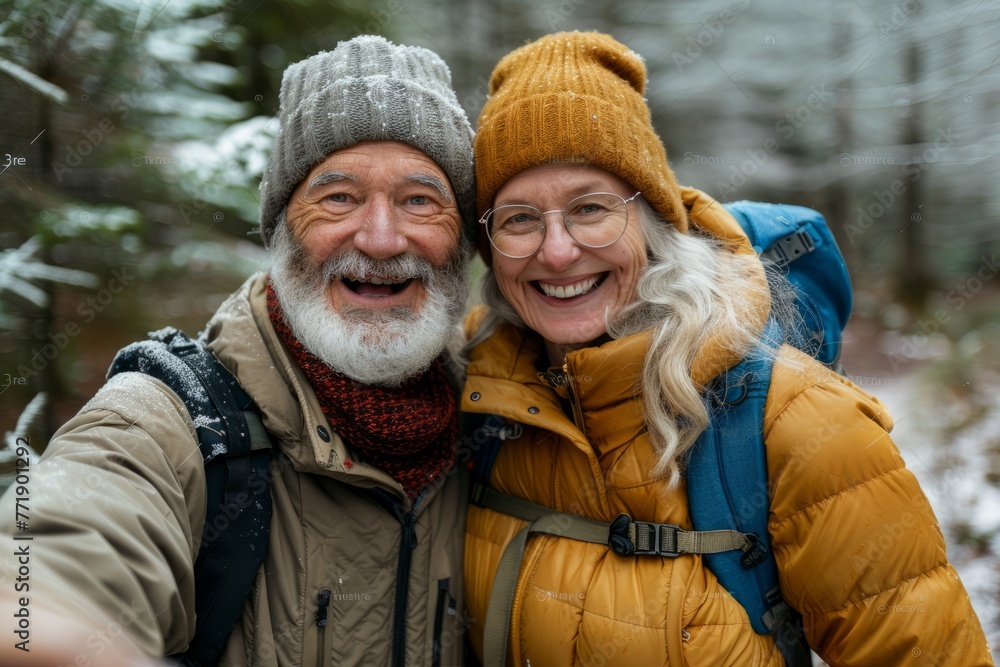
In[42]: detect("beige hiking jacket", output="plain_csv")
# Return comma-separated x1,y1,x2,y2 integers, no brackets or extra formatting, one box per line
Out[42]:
0,273,469,666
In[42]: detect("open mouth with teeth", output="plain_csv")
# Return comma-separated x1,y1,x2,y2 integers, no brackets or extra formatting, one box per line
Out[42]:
534,274,605,300
341,275,416,297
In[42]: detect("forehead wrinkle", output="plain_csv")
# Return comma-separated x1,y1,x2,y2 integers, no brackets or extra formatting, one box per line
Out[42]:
402,173,453,203
308,170,356,193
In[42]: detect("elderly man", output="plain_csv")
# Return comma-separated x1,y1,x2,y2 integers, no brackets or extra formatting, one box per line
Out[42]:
0,35,474,666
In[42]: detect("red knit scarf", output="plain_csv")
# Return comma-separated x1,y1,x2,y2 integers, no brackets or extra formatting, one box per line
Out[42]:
267,283,457,503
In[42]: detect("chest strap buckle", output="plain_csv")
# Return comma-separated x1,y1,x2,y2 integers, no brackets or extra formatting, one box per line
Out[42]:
609,513,757,560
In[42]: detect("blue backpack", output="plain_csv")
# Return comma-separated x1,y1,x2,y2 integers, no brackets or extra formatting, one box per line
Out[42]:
686,201,851,664
469,201,852,667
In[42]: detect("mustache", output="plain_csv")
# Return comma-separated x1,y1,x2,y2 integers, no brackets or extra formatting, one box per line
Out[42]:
273,219,470,302
321,250,434,284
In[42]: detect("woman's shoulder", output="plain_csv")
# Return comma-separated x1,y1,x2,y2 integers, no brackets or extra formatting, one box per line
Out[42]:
763,344,907,522
764,344,893,438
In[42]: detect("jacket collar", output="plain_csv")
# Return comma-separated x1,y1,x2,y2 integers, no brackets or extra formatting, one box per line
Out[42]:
463,325,647,464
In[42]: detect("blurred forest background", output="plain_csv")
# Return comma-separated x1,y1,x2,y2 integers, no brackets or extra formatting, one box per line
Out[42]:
1,0,998,650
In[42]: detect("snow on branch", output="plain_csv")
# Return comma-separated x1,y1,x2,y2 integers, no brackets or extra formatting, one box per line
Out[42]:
1,392,45,466
0,55,68,105
0,236,97,309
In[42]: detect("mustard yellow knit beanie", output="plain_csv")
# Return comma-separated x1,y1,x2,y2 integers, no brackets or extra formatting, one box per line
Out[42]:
475,31,688,237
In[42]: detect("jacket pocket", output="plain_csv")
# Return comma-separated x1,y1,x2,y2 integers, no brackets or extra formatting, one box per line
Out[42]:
431,578,457,667
316,589,331,667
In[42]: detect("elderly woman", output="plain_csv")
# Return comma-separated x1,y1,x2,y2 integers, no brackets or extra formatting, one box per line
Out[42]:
460,32,992,667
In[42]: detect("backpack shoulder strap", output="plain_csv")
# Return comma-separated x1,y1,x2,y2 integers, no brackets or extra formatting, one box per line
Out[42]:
469,335,812,667
468,328,812,667
108,327,273,666
687,321,811,665
468,412,519,506
473,433,766,667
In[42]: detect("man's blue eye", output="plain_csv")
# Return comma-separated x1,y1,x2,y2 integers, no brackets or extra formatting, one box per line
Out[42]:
409,195,428,205
326,193,349,203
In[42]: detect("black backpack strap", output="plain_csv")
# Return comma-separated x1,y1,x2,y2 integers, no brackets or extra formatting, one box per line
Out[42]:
468,413,520,506
108,327,273,666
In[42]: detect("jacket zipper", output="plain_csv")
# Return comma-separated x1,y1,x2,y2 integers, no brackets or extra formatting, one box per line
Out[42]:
391,487,428,667
354,486,426,667
431,578,456,667
316,588,331,666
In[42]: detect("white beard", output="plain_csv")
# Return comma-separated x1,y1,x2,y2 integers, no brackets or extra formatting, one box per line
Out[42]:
268,223,469,387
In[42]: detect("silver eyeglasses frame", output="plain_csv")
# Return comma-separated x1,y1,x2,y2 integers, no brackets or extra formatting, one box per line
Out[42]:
479,191,642,259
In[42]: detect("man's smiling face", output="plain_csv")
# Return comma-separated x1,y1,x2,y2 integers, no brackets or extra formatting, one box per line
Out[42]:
269,140,468,386
285,140,463,318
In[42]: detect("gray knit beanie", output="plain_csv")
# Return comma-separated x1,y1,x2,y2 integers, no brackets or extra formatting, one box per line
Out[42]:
258,35,475,246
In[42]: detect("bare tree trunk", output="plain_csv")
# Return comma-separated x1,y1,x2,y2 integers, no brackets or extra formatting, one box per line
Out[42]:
827,21,855,266
896,27,933,312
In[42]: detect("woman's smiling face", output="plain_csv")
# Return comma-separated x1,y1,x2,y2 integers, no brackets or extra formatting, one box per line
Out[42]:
490,163,647,348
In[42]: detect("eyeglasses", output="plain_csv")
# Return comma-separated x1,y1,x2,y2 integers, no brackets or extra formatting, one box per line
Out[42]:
480,192,642,259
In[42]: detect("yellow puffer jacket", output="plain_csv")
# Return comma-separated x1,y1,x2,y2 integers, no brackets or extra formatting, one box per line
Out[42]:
461,188,993,666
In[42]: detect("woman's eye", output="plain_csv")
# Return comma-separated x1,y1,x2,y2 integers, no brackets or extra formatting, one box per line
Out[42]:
574,203,604,215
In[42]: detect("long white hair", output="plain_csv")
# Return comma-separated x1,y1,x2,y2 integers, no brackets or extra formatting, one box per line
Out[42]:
467,198,803,487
